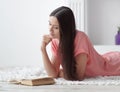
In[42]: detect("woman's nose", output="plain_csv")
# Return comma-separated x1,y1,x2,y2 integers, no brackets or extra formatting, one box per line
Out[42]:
49,26,53,32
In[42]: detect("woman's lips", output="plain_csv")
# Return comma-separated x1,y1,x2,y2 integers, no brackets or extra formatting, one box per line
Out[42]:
50,33,54,36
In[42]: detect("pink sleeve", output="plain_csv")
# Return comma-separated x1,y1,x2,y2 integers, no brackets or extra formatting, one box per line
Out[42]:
51,39,58,57
74,33,89,56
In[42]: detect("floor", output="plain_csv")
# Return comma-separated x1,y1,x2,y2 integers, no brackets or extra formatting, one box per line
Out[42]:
0,82,120,92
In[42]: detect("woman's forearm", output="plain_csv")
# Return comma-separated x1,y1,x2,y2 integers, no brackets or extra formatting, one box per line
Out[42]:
41,47,58,78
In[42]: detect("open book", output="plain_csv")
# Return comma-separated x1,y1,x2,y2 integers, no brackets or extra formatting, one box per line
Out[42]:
9,76,55,86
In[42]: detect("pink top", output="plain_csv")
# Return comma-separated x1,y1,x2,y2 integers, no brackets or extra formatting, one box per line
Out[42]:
51,31,120,77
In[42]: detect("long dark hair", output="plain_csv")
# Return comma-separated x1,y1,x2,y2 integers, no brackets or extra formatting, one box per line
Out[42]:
50,6,77,80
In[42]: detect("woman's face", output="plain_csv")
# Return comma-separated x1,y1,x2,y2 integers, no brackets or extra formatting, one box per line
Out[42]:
49,16,60,39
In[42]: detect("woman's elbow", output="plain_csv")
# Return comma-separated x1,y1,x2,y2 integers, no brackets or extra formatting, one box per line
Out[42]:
78,77,84,81
77,74,85,81
48,72,59,78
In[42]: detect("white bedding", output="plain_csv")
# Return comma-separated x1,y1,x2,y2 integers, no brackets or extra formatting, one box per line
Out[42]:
1,66,120,85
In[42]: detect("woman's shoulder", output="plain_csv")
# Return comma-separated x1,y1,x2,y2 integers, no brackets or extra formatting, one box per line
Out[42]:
76,30,87,39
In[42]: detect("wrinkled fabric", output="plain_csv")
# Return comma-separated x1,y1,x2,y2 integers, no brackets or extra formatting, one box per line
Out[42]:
51,31,120,77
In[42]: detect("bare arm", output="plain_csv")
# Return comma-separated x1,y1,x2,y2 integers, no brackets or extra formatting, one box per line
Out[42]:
75,53,88,80
41,35,60,78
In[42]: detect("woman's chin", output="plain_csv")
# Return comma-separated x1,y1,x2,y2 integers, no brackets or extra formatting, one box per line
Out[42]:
50,35,55,39
50,35,53,38
51,36,56,39
50,35,58,39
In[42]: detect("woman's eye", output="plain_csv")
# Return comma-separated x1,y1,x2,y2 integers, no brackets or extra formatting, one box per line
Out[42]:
53,26,59,29
54,27,59,29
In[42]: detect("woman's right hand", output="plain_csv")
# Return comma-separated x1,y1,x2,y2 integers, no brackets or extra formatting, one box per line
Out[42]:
41,35,52,50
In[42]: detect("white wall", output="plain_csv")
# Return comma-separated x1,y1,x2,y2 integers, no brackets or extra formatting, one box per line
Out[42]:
3,0,119,67
0,0,67,67
85,0,120,45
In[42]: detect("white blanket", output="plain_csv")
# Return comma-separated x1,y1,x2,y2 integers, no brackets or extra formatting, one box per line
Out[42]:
1,66,120,85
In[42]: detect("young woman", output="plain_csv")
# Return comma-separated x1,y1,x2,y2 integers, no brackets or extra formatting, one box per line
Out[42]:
41,6,120,81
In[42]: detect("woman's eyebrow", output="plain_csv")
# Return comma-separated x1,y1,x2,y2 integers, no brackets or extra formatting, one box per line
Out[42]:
49,22,59,26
